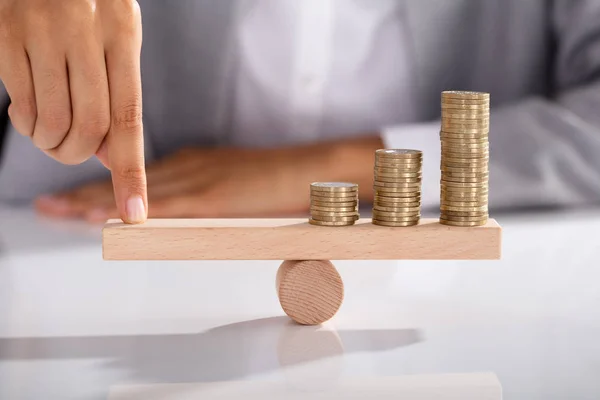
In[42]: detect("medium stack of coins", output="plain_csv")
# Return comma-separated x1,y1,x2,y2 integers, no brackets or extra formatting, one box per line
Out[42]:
440,91,490,226
309,182,359,226
372,149,422,227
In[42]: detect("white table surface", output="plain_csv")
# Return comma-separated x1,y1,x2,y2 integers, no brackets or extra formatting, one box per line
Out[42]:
0,205,599,399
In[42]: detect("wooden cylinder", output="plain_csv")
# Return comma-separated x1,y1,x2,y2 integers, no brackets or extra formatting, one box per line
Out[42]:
276,260,344,325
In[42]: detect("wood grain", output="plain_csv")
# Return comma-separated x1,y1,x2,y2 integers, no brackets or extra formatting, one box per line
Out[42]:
102,218,502,260
276,260,344,325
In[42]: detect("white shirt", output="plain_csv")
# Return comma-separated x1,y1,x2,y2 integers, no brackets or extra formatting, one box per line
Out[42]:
230,0,442,208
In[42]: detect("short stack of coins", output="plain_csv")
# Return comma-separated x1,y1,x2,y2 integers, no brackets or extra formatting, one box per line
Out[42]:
372,149,422,227
309,182,360,226
440,90,490,226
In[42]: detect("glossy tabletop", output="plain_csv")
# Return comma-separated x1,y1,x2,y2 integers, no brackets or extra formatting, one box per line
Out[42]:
0,206,599,399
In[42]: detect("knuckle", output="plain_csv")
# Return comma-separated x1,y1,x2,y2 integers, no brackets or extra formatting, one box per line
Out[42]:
41,69,63,97
12,96,37,121
26,3,54,31
111,0,141,32
39,106,72,135
77,111,110,139
112,102,143,132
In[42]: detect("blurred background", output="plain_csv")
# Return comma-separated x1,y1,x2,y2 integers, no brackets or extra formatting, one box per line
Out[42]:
0,0,599,220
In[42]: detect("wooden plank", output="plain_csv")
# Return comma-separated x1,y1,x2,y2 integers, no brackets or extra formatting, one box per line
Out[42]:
102,218,501,261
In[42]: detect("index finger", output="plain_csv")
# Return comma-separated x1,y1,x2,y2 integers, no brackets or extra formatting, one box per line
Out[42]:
104,10,147,224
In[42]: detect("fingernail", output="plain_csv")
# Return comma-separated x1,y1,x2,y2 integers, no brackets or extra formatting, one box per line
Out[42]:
126,196,146,223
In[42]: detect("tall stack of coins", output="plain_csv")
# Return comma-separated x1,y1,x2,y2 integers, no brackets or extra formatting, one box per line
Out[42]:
372,149,422,227
309,182,359,226
440,91,489,226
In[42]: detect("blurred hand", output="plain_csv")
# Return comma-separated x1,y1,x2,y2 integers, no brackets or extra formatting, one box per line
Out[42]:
34,137,383,222
0,0,147,223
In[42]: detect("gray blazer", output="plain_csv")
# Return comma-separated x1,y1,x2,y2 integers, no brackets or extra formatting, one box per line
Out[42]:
1,0,599,209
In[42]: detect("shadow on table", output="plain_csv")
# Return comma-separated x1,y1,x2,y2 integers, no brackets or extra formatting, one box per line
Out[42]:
0,316,421,384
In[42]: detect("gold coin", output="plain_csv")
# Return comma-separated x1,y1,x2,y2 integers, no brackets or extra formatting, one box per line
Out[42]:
441,195,488,202
375,161,423,169
310,182,358,193
375,201,421,208
311,215,359,222
374,171,422,178
442,201,488,209
441,187,488,194
441,112,489,120
442,168,490,178
442,192,489,199
442,147,489,154
372,219,420,227
311,200,358,207
440,131,489,139
440,218,489,225
442,152,490,160
441,103,489,110
442,97,489,105
441,189,488,195
442,172,489,178
310,206,357,212
441,181,489,187
373,205,420,213
442,170,489,177
442,91,490,100
440,213,489,220
439,219,488,227
442,155,489,164
372,208,421,219
376,202,420,209
375,156,423,164
442,163,489,171
374,202,420,210
309,219,356,227
441,116,489,123
442,177,488,184
375,191,421,199
374,188,421,195
375,166,422,174
442,143,490,150
311,192,358,199
311,210,360,218
375,177,422,184
374,180,421,188
441,136,488,143
371,215,421,222
441,201,488,207
440,215,488,222
442,175,489,182
440,204,488,212
441,139,489,147
441,122,489,130
374,195,421,203
440,127,489,135
441,192,488,199
375,149,423,159
441,210,488,217
441,165,488,173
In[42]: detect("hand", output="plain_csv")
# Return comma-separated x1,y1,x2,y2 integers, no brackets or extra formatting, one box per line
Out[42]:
34,137,383,222
0,0,147,223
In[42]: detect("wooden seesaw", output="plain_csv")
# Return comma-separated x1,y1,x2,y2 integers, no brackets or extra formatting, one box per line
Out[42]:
102,217,502,325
